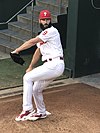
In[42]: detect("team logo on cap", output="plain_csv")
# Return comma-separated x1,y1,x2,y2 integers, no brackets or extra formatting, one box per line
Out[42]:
39,10,51,19
44,12,47,16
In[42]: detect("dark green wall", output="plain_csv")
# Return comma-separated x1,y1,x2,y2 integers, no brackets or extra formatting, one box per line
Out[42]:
0,0,30,29
66,0,100,78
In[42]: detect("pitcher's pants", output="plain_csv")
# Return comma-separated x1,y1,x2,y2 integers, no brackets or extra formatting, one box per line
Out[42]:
23,59,64,114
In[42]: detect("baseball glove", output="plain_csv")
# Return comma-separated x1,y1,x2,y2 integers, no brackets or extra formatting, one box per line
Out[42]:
10,52,25,65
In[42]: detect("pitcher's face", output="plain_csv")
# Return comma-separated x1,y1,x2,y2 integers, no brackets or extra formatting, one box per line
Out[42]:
39,19,51,30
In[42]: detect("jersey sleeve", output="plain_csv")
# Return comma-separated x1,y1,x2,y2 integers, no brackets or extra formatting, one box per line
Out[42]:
38,28,55,42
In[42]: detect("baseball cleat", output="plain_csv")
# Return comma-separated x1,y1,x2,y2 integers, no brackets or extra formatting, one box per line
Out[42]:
15,109,35,121
27,113,47,121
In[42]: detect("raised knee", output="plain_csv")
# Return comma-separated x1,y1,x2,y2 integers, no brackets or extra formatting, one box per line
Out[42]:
23,73,30,82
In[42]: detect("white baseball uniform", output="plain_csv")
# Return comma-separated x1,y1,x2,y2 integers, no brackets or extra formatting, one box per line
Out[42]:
23,26,65,115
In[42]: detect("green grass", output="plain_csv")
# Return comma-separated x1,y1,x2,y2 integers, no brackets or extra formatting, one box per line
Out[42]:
0,50,68,89
0,54,33,89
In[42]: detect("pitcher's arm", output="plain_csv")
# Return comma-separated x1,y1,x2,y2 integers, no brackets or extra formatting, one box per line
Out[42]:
26,48,41,73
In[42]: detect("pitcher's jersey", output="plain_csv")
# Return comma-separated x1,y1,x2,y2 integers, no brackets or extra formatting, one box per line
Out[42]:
37,26,63,61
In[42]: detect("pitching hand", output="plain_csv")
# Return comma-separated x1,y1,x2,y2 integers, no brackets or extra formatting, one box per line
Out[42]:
26,66,33,73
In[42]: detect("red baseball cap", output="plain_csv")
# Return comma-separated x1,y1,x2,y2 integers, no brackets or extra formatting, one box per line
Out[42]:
39,10,51,20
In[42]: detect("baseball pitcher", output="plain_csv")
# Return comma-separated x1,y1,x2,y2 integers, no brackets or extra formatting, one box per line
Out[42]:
11,10,65,121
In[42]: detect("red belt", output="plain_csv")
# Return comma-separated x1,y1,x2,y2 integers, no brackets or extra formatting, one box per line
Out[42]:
43,57,63,63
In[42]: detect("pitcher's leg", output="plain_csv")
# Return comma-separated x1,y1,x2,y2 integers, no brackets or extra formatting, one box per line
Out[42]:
22,61,64,111
15,76,35,121
22,64,53,111
33,80,52,114
22,75,34,111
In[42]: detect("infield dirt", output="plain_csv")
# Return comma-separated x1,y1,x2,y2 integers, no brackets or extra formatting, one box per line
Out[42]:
0,83,100,133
